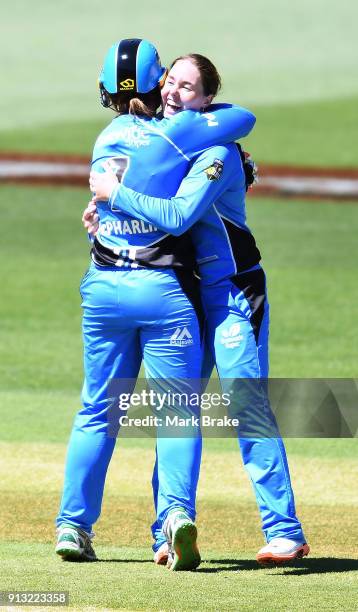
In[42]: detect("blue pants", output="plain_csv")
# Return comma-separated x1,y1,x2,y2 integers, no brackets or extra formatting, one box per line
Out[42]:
152,267,305,550
56,264,203,534
202,269,304,543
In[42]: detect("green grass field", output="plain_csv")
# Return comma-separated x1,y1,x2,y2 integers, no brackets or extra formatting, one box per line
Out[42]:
2,1,358,166
0,185,357,610
3,1,358,119
1,435,358,611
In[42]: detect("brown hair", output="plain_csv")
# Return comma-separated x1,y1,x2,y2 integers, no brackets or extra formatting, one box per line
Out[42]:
170,53,222,98
107,86,162,117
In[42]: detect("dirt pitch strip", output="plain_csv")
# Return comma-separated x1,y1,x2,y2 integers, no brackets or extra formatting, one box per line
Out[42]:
1,152,358,201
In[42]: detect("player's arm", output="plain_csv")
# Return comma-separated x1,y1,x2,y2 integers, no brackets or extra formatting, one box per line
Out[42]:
107,145,240,236
164,104,256,157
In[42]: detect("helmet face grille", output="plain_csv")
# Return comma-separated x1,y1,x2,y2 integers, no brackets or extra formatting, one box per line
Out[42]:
116,38,141,92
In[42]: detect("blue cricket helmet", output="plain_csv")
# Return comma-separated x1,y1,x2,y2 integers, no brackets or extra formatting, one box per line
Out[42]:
99,38,166,96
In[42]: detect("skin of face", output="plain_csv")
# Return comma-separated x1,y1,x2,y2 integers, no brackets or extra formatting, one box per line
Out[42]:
161,59,213,118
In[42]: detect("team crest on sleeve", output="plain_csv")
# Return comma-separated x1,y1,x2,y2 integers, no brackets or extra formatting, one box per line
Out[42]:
204,158,224,181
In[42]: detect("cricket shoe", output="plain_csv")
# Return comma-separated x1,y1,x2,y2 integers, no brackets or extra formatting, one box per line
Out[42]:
163,508,201,571
55,524,97,561
257,538,310,566
153,542,169,566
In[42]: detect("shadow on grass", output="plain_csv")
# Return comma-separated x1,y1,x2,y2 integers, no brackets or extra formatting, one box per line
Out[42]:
197,558,358,575
97,558,153,563
58,558,153,564
79,557,358,574
281,558,358,576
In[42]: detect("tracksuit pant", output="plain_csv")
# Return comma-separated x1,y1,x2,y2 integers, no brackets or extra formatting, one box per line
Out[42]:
56,264,203,534
152,267,305,550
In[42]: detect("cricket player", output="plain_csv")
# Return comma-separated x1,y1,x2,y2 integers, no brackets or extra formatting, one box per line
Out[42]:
55,39,256,571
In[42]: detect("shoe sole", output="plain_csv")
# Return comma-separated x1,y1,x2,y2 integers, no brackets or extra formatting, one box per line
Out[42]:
170,522,201,571
56,544,96,562
257,543,310,566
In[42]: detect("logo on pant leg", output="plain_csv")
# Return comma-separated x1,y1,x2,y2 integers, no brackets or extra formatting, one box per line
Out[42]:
220,323,244,349
170,327,194,346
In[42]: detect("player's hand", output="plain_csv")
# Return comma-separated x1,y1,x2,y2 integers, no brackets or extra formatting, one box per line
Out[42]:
89,161,118,201
82,200,99,235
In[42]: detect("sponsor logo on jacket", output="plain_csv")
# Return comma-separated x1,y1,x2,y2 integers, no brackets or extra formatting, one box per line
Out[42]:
97,126,150,149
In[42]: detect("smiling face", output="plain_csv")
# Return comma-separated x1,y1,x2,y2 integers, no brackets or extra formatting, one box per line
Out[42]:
161,59,213,117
